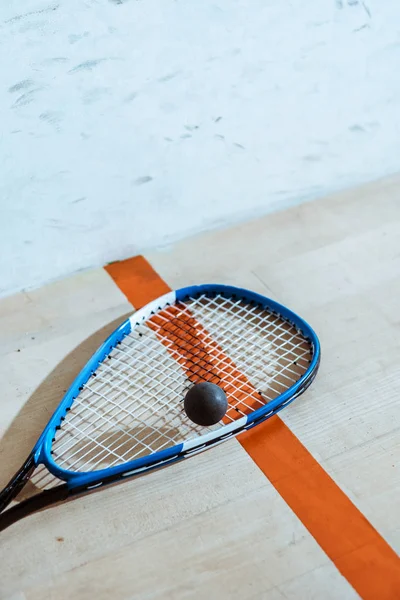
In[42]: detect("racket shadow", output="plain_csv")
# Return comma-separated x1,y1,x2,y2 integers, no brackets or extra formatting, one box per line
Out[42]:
25,423,184,501
0,313,132,500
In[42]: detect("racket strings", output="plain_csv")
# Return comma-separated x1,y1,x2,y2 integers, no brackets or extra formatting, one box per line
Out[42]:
172,297,311,407
51,294,312,472
149,302,267,420
53,340,200,471
53,322,215,471
182,296,311,420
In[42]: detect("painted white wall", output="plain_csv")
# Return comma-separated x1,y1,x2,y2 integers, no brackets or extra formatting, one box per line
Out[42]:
1,0,399,297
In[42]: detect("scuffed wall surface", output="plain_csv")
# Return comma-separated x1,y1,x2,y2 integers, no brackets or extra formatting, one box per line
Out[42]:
1,0,399,296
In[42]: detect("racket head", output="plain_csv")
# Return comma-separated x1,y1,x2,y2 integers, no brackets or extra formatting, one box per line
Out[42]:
31,284,320,492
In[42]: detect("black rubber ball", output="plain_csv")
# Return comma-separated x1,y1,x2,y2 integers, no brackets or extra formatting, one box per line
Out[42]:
183,382,228,426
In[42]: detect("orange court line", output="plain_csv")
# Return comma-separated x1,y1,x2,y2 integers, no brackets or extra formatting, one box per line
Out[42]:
105,255,400,600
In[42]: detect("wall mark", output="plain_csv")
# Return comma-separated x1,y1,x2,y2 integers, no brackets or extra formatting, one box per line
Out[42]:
133,176,153,186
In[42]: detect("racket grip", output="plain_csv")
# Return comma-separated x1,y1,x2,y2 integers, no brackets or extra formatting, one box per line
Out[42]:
0,454,36,513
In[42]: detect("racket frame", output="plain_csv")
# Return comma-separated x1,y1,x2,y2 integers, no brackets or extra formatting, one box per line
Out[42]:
0,284,320,529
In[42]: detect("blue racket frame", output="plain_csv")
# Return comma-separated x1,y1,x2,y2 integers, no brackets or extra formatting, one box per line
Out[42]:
35,284,321,491
0,284,320,530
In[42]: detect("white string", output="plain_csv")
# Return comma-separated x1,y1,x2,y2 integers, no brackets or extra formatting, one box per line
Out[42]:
52,294,313,472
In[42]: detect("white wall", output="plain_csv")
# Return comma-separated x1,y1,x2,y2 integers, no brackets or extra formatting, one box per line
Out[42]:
1,0,399,297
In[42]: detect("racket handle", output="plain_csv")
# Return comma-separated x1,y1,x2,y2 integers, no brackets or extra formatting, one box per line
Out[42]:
0,454,36,513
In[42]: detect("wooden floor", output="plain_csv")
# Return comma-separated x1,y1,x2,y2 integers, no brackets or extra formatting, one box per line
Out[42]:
1,175,400,599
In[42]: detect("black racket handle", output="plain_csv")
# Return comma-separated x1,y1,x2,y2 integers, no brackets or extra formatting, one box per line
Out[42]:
0,454,36,513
